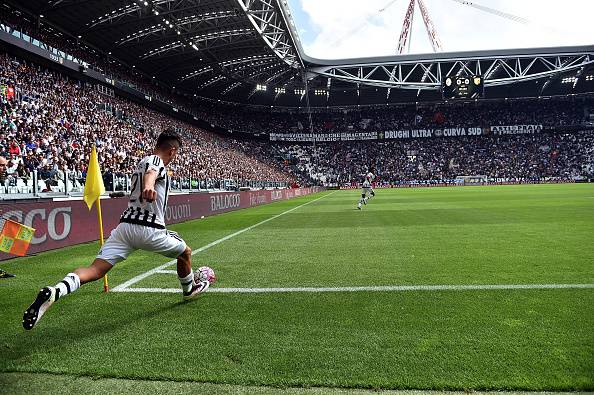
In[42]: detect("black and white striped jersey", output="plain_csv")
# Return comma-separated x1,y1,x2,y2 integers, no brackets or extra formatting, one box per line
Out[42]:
363,172,375,188
120,155,169,229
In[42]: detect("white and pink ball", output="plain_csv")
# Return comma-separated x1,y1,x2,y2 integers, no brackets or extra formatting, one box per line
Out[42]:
196,266,216,284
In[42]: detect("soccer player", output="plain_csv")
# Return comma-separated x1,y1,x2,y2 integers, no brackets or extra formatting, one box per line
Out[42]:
22,129,209,330
357,167,376,210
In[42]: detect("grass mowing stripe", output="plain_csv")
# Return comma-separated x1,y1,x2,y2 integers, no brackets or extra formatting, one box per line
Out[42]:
111,191,336,292
4,372,582,395
115,283,594,294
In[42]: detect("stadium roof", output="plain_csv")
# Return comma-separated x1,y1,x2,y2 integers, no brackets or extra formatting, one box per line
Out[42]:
6,0,594,107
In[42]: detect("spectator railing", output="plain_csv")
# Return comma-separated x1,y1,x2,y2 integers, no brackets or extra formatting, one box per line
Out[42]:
1,23,89,68
0,170,290,198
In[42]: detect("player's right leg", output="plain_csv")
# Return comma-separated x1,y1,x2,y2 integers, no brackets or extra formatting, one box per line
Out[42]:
358,192,365,209
22,259,113,330
23,224,132,330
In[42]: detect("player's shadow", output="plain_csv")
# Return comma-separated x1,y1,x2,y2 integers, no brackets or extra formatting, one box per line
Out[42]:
4,299,199,365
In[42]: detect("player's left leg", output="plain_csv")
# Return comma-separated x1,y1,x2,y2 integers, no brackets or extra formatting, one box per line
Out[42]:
175,244,208,300
148,229,209,300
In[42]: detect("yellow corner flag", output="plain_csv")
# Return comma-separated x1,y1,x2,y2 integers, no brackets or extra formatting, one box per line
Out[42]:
83,146,109,292
83,145,105,210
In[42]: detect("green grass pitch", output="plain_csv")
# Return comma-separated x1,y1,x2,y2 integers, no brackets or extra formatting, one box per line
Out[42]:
1,184,593,393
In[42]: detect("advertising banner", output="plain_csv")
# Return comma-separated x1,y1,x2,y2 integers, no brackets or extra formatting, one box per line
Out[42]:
0,187,322,260
268,125,547,142
269,132,378,142
489,125,544,135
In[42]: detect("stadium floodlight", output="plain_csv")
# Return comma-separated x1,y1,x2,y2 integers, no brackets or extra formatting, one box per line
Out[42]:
143,1,148,5
256,84,267,91
154,10,159,15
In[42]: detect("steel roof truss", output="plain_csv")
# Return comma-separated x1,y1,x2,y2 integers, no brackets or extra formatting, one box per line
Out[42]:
307,52,594,89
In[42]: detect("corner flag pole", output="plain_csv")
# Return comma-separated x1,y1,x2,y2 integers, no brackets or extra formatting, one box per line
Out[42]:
83,145,108,292
96,198,108,292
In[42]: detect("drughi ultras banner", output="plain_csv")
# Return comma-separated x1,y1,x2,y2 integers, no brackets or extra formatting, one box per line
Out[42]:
269,125,545,141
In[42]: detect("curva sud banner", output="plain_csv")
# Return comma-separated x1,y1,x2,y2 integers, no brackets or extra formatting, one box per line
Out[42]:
0,187,322,261
269,125,546,141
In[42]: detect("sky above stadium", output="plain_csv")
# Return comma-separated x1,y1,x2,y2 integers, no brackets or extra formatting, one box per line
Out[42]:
286,0,594,59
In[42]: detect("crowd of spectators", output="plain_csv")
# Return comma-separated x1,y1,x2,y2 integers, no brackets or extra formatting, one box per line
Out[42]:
0,53,296,193
191,98,591,136
0,6,195,113
2,6,592,139
1,49,593,193
1,42,593,192
273,131,594,185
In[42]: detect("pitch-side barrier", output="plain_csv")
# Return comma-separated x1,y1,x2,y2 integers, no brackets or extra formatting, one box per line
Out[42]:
0,187,324,261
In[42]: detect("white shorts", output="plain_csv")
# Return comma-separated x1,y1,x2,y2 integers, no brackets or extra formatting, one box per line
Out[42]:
362,187,373,195
97,223,187,265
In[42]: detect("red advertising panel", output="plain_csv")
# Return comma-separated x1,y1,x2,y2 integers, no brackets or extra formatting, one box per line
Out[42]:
0,187,322,260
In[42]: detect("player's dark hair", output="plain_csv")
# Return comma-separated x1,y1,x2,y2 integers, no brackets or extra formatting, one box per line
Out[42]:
156,129,182,149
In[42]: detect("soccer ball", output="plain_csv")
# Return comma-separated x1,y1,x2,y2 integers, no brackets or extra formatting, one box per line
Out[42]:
195,266,216,284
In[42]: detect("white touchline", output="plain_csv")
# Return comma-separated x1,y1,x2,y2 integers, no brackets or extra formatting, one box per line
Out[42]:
114,283,594,294
111,191,336,292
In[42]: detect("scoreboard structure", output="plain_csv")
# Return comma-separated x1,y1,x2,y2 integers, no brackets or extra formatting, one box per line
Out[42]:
442,75,484,99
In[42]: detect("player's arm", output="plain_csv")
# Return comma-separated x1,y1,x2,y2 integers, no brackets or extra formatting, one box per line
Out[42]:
142,155,166,202
142,170,158,202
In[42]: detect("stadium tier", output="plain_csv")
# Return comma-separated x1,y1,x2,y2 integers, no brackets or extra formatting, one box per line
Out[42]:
1,49,593,194
0,53,301,194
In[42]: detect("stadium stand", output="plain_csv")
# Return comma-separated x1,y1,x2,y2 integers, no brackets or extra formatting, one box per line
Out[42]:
1,51,593,193
0,3,592,193
0,4,193,112
168,98,592,136
273,133,594,186
0,53,299,194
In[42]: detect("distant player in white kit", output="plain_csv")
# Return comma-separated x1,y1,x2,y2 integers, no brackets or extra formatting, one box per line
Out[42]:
23,129,209,330
357,167,375,210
